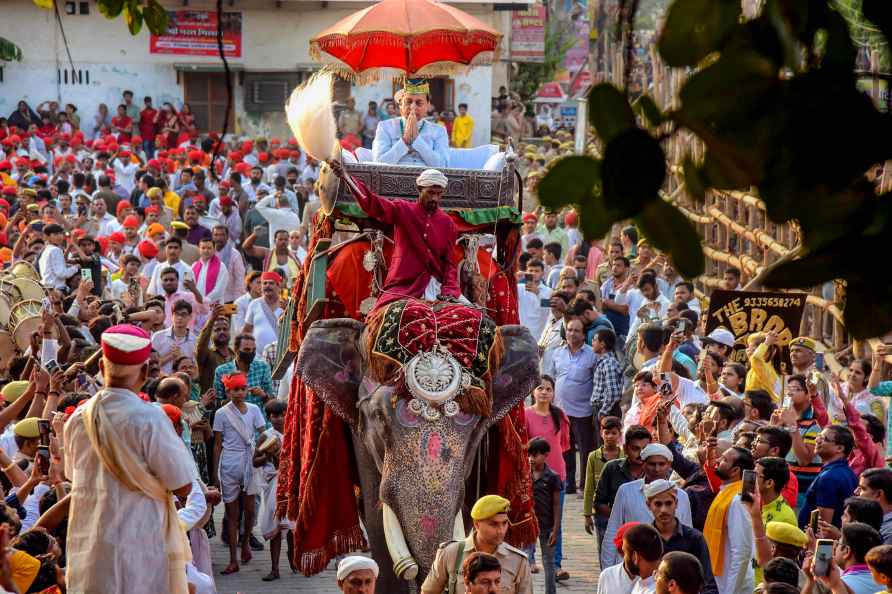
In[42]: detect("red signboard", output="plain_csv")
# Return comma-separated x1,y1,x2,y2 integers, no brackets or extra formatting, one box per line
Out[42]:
510,4,546,63
150,10,242,58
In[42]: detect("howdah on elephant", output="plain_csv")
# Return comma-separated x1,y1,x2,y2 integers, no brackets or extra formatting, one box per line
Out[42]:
295,297,540,592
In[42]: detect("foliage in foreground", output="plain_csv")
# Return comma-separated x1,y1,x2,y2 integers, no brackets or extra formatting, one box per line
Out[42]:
537,0,892,339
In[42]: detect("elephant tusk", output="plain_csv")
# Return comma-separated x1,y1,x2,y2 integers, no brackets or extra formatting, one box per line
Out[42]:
453,510,465,541
382,503,419,581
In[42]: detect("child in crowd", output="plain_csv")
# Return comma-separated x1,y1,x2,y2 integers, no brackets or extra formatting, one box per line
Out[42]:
211,372,266,576
583,415,623,554
523,375,570,577
527,437,562,594
867,544,892,594
253,399,296,582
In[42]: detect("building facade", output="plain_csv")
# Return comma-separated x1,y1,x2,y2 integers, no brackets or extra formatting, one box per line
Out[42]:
0,0,517,145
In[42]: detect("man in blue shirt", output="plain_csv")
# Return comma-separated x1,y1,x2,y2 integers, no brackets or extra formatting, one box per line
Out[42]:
543,318,598,496
798,425,858,528
372,79,450,168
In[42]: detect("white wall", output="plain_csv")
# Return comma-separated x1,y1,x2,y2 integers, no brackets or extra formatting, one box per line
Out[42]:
0,0,501,143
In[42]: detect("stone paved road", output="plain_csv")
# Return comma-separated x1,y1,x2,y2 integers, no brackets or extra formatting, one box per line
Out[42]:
209,493,601,593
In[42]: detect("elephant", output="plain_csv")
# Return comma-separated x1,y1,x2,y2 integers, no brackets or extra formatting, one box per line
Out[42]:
295,304,540,593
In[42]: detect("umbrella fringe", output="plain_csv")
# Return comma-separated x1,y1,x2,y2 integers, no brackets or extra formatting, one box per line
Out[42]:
312,29,500,52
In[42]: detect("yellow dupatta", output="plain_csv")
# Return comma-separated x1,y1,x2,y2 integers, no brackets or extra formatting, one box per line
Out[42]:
83,392,192,594
703,480,741,576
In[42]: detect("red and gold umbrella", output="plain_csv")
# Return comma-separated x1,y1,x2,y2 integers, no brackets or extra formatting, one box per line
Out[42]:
310,0,502,80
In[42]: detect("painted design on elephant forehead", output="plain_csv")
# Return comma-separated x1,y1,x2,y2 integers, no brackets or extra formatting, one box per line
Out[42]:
420,515,439,539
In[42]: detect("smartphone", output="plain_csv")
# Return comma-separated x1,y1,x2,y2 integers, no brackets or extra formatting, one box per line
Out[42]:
77,205,87,216
44,359,60,374
782,395,792,409
37,419,51,446
539,298,552,308
813,539,834,577
659,372,673,396
222,303,237,316
523,272,534,283
80,268,92,282
810,509,820,534
742,469,756,495
36,445,50,475
815,352,825,372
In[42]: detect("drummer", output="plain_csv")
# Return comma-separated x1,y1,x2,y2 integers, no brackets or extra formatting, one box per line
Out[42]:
371,79,450,168
38,223,80,292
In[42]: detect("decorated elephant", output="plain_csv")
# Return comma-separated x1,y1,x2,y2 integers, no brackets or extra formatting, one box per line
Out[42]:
295,297,540,593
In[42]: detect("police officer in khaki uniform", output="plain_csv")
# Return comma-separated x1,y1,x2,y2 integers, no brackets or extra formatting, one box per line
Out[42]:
421,495,533,594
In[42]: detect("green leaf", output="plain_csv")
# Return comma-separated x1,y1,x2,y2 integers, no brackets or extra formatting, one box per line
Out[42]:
578,195,622,240
681,155,707,201
658,0,742,67
587,83,636,144
96,0,125,18
821,9,857,71
142,0,168,35
123,0,142,35
537,156,601,210
0,37,23,62
633,95,665,127
601,128,665,217
635,199,705,278
762,250,847,289
843,277,892,340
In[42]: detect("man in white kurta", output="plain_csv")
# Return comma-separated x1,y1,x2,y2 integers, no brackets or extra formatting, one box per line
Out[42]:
601,444,694,568
192,238,228,305
64,324,195,594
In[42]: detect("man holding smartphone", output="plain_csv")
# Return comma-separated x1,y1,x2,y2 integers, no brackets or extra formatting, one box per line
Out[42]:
38,223,79,291
517,260,552,342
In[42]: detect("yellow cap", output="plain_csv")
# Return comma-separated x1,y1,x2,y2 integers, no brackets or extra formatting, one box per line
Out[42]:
8,550,39,593
170,221,189,230
146,187,163,199
765,521,807,548
1,381,29,402
790,337,816,352
470,495,511,521
13,417,40,439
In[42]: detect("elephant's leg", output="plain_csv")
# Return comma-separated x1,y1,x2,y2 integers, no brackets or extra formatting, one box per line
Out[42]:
351,431,410,594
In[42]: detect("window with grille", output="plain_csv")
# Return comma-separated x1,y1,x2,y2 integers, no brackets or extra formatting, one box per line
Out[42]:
243,71,314,112
57,69,90,85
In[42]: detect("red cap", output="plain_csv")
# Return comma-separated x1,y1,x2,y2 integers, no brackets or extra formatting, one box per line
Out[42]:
564,211,577,227
65,154,76,163
289,150,301,159
241,140,253,153
123,215,140,229
614,522,642,551
219,196,234,207
287,137,297,146
1,187,15,197
145,205,160,215
0,160,11,171
522,212,538,223
138,240,159,259
188,150,203,162
261,271,282,284
116,201,132,216
108,232,126,244
161,403,182,427
258,151,269,162
119,150,131,158
270,137,281,146
147,159,162,170
222,373,247,390
101,324,152,365
131,135,143,144
228,151,243,162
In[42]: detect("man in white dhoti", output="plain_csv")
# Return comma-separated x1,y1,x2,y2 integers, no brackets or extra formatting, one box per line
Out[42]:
371,79,450,168
211,371,266,575
63,324,195,594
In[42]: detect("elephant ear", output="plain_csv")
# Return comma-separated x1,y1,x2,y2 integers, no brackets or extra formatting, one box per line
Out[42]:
295,318,365,426
489,325,540,423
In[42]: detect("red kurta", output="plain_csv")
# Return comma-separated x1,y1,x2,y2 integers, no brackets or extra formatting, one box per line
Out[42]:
351,179,460,308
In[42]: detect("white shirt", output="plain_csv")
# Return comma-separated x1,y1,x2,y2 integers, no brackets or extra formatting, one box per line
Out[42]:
146,259,195,296
244,297,283,353
255,195,300,244
39,243,78,289
597,563,636,594
113,158,139,193
151,327,197,374
631,576,656,594
714,492,754,594
193,257,228,304
601,479,693,568
626,293,672,344
232,292,254,335
517,282,553,343
63,388,195,594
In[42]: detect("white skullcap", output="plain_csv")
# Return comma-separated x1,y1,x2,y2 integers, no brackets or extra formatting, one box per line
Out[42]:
416,169,448,188
640,443,674,463
336,556,379,581
643,478,677,499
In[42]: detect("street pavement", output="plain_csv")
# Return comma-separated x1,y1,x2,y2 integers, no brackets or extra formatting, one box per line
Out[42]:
208,492,601,593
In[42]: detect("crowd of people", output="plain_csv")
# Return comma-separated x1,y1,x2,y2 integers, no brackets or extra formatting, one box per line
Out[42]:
0,78,891,594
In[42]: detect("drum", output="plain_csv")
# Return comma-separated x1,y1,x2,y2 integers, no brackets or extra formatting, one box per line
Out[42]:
9,300,43,352
0,280,21,304
8,261,39,282
8,278,46,302
0,294,11,327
